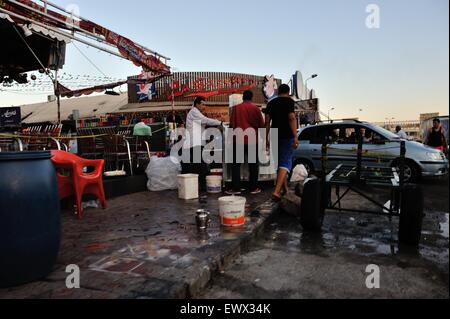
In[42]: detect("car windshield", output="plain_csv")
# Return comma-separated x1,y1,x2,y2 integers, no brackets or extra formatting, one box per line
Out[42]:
367,125,401,140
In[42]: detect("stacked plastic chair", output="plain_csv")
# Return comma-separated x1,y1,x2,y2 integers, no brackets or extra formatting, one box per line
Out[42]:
51,150,107,219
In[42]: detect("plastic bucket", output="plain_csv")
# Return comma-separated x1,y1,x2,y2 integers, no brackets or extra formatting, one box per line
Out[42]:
206,176,223,194
210,169,223,177
177,174,199,200
219,196,247,227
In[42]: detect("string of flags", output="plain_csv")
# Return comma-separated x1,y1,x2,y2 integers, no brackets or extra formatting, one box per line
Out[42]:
1,72,125,94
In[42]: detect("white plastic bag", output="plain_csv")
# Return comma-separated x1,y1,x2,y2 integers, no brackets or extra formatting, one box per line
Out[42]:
290,164,309,183
146,156,181,192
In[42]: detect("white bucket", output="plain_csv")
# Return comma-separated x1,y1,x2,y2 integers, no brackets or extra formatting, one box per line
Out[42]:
219,196,247,227
177,174,199,200
206,175,223,194
210,168,223,176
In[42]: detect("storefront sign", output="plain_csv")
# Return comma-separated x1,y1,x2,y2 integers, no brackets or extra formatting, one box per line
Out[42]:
204,106,230,123
0,107,21,127
128,72,273,104
168,76,257,100
263,75,278,101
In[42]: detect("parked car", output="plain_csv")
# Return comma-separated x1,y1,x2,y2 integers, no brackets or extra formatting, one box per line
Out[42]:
294,120,449,182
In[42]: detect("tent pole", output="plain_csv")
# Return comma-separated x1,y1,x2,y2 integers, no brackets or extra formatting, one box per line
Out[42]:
54,69,61,124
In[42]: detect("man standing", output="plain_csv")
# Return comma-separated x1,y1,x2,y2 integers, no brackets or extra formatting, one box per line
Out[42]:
265,84,299,201
227,90,265,195
395,126,409,140
182,97,222,192
426,118,448,153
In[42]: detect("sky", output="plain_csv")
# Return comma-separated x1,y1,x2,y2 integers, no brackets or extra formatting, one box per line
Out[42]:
1,0,448,122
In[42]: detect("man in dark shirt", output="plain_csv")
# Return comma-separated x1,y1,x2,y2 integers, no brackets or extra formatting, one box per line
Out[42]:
227,90,265,195
265,84,299,201
426,118,448,153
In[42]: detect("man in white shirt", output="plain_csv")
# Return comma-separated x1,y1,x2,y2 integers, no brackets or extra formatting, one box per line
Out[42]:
182,97,222,191
395,126,409,140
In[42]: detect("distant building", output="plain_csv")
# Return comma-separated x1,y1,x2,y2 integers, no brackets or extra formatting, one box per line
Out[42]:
374,120,421,140
420,113,440,123
373,112,441,142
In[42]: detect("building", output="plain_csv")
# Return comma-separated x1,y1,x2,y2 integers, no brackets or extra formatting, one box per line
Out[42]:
373,112,441,141
19,93,128,124
420,113,440,123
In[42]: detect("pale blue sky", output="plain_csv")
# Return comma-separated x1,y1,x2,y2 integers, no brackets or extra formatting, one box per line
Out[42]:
1,0,448,122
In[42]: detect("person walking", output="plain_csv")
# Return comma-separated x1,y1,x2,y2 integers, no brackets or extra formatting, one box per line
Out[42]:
227,90,265,195
426,118,448,153
265,84,299,201
182,97,222,192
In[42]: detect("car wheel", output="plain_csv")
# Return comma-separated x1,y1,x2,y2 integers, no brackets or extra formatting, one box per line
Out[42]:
300,177,324,232
394,160,420,183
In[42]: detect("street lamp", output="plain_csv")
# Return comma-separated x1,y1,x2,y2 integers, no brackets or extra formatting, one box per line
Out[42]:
328,107,335,122
305,74,318,100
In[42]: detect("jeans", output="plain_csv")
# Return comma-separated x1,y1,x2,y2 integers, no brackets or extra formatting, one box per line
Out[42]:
232,143,259,192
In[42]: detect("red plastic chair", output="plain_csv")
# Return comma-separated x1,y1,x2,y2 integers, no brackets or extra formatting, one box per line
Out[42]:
51,150,107,219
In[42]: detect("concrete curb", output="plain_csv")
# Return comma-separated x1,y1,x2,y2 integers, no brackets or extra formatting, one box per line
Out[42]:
179,200,280,298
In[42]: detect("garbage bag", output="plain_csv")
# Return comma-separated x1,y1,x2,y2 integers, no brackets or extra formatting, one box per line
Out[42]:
133,122,152,136
290,164,309,183
146,156,181,192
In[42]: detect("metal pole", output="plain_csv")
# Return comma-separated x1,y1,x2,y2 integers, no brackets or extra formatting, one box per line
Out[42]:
399,141,406,187
54,69,61,124
0,8,127,61
18,0,170,60
356,136,363,180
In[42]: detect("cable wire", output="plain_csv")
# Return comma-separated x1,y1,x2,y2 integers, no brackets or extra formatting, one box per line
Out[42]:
72,42,108,78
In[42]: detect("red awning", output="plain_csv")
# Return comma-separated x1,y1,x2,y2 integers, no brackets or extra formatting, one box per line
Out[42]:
57,81,126,98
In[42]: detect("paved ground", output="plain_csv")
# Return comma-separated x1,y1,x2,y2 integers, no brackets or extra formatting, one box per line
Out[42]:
199,176,449,299
0,189,277,299
1,176,447,299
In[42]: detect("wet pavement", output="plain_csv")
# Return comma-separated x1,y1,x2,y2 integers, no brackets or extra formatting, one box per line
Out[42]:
0,189,277,299
199,177,449,299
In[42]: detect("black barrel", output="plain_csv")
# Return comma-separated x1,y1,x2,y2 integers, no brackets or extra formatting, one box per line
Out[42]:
0,151,61,288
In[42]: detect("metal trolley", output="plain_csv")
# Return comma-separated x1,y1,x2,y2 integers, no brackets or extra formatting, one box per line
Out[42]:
299,138,424,246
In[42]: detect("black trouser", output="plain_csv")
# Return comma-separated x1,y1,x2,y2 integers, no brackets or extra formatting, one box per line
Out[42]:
181,146,208,192
232,143,259,192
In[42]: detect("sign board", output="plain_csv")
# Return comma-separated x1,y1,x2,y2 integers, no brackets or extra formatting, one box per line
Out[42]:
0,107,21,127
204,106,230,123
128,72,276,105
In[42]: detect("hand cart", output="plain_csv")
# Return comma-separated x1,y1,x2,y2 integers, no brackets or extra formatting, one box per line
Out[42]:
299,138,424,246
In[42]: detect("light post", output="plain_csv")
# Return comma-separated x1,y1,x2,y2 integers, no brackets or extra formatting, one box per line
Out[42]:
305,74,318,100
328,107,335,122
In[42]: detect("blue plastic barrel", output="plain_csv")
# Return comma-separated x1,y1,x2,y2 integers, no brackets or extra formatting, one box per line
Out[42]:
0,151,61,288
